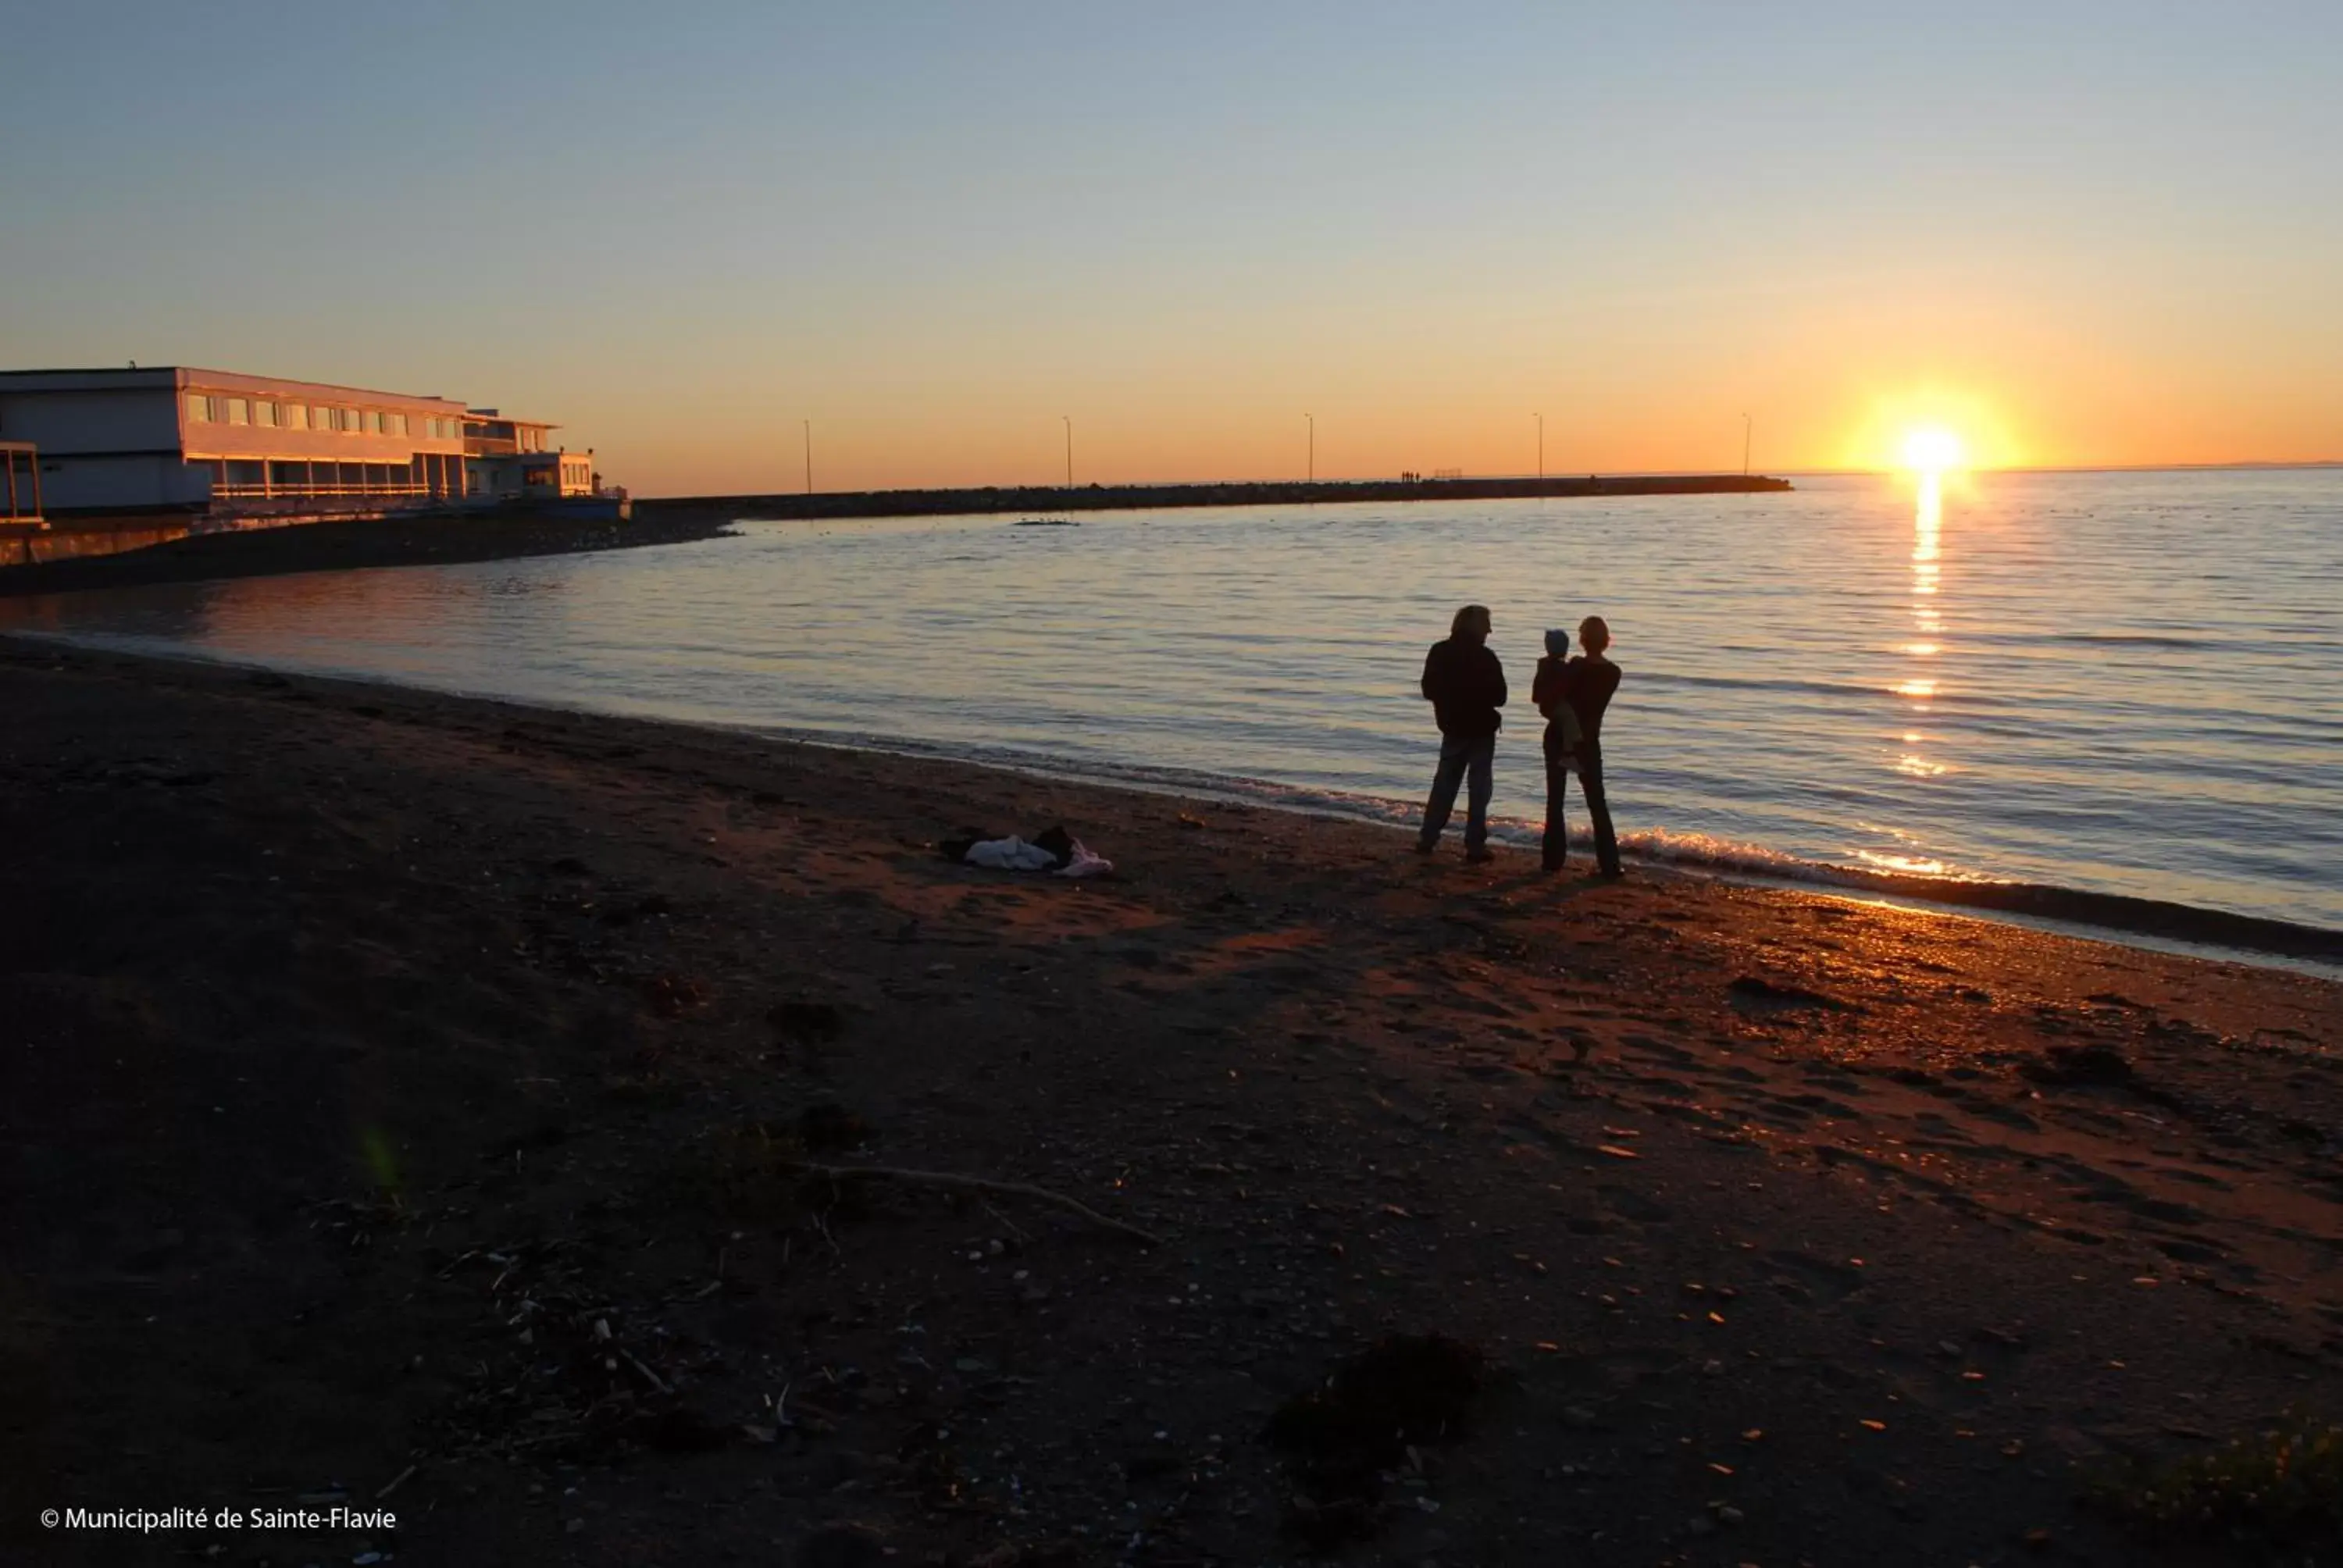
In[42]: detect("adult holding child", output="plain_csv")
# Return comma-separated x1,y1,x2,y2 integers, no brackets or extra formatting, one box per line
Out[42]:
1541,613,1623,877
1416,604,1507,863
1532,626,1585,870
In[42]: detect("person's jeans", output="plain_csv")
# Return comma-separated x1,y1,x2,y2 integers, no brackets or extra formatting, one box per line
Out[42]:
1545,734,1621,874
1420,734,1496,851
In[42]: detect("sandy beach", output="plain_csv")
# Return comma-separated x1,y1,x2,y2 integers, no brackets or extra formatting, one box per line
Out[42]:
5,636,2340,1566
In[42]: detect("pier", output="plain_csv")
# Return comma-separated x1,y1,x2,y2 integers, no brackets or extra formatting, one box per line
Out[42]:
638,471,1790,524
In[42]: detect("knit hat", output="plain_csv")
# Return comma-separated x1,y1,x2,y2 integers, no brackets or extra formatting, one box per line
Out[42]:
1545,627,1571,657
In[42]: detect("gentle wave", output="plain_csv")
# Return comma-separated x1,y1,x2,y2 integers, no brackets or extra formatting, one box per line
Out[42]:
715,717,2343,965
2041,632,2213,649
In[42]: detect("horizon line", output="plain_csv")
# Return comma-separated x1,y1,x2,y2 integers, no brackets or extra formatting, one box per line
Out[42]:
642,458,2342,500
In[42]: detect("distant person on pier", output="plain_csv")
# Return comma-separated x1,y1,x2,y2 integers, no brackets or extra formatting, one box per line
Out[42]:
1548,615,1623,877
1416,604,1507,863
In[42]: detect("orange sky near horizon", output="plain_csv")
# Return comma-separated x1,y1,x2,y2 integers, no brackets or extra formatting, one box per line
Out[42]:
523,193,2343,494
577,303,2341,495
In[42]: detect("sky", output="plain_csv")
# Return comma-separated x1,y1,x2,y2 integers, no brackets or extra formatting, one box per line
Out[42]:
3,2,2338,495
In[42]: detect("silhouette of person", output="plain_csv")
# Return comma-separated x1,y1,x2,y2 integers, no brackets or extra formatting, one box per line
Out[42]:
1531,626,1585,871
1417,604,1507,863
1552,615,1623,877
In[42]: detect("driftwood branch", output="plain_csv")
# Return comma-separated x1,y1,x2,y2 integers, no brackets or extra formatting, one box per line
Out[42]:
793,1162,1164,1247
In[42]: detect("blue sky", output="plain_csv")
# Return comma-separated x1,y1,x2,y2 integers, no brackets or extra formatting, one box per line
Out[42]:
5,2,2338,490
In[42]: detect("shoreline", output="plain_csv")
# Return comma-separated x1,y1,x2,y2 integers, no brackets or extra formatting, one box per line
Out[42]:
9,625,2335,971
5,636,2341,1564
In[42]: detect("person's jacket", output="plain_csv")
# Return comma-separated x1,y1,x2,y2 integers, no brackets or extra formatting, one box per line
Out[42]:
1421,637,1507,739
1565,655,1621,742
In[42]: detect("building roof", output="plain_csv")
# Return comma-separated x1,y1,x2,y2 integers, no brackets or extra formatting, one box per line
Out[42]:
0,366,467,413
465,409,561,431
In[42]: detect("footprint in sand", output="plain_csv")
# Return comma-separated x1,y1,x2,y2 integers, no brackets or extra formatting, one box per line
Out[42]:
1598,1185,1673,1225
1766,1249,1868,1304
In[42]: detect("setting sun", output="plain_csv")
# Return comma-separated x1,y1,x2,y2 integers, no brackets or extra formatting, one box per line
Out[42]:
1900,426,1968,474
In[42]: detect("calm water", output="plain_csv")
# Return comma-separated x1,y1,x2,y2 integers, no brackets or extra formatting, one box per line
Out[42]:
7,469,2341,932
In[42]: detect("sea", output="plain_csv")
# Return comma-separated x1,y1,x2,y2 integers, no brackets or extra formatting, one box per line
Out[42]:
6,468,2339,949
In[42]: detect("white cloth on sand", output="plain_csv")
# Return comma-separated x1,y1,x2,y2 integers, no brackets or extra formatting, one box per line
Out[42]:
965,836,1060,871
1055,844,1114,878
963,836,1115,878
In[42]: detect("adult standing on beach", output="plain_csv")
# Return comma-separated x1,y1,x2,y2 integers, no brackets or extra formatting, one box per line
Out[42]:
1417,604,1507,863
1554,615,1623,878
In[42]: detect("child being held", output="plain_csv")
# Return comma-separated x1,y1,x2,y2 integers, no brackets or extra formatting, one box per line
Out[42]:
1531,626,1584,775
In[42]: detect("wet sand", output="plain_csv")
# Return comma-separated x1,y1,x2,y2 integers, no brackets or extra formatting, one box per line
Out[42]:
4,639,2340,1566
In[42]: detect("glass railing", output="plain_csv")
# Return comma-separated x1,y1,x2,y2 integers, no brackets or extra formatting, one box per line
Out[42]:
212,482,437,499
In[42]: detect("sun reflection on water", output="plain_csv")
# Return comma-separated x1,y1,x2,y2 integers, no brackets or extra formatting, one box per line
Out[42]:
1872,472,1956,868
1895,476,1944,711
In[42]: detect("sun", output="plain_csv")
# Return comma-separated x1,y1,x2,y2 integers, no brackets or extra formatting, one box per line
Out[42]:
1899,426,1967,475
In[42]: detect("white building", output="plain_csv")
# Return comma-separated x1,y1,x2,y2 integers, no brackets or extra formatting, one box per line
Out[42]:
462,409,596,501
0,366,564,514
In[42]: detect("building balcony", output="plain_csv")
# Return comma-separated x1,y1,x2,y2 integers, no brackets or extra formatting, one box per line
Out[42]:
212,481,433,501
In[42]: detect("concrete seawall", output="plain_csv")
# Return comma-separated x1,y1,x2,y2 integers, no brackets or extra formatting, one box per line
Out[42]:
638,472,1791,524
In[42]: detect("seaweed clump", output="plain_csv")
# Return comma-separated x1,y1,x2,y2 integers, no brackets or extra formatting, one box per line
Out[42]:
2089,1411,2343,1561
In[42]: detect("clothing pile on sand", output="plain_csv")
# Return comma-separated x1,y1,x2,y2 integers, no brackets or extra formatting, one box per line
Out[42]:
940,824,1114,878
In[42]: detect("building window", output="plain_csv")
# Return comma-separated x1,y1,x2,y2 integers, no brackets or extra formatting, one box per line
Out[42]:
284,404,308,430
186,393,212,422
225,397,250,426
253,401,278,427
386,412,408,437
317,407,344,432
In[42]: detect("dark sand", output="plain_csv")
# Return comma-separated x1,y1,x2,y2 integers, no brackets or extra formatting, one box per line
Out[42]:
4,640,2339,1566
